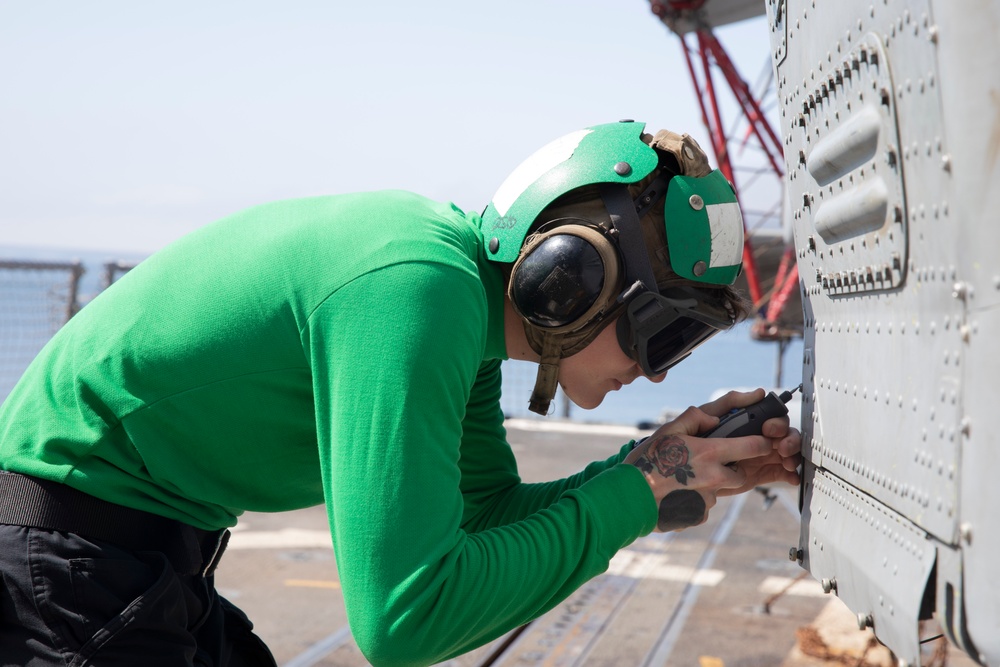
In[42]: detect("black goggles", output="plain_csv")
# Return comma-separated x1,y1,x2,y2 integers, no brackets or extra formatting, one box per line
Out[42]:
616,286,736,377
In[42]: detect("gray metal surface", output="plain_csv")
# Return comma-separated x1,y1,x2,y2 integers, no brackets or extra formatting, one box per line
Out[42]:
651,0,767,35
769,0,1000,663
799,469,936,663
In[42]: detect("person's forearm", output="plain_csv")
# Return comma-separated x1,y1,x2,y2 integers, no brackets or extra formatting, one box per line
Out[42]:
460,442,635,532
341,464,655,666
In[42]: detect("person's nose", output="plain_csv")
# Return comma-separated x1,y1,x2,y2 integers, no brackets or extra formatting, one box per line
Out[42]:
646,370,668,383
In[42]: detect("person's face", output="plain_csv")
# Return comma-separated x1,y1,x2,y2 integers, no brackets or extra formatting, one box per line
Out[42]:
558,319,667,410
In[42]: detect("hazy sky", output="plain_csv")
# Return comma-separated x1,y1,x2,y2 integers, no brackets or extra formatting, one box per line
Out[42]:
0,1,770,255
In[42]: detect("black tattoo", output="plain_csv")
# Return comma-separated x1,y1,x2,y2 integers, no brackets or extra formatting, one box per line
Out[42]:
658,489,706,531
633,456,654,475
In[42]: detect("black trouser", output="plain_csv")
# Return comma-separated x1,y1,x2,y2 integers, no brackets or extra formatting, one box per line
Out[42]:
0,474,276,666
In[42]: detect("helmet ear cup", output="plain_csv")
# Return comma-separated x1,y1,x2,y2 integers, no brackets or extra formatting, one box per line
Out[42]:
509,223,622,333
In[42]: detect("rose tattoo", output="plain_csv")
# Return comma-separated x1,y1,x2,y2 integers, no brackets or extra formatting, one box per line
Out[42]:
625,435,706,532
632,434,695,485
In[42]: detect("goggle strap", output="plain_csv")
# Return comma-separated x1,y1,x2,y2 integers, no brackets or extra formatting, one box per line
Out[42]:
599,184,659,299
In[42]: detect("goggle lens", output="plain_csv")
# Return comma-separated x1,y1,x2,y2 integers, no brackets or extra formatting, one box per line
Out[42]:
644,316,719,374
617,288,734,377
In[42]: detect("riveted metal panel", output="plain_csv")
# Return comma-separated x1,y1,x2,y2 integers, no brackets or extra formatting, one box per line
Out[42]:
951,300,1000,664
796,32,909,296
769,0,1000,662
799,467,935,666
778,0,959,538
764,0,787,67
930,1,1000,659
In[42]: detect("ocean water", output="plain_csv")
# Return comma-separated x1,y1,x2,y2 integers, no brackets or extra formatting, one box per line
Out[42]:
1,245,804,426
501,325,803,427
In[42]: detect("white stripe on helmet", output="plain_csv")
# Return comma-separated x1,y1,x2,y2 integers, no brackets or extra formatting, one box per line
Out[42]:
491,129,592,216
706,201,744,268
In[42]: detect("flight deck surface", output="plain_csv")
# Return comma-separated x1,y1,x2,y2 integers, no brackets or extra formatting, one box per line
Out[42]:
216,421,974,667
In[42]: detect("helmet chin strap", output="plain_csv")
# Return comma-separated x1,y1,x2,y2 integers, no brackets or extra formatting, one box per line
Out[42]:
527,332,563,415
523,300,626,415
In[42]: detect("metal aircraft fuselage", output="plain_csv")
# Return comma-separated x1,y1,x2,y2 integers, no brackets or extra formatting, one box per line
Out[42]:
767,0,1000,664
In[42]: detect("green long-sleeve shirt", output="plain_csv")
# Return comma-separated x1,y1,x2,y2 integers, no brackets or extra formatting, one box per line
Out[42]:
0,190,656,665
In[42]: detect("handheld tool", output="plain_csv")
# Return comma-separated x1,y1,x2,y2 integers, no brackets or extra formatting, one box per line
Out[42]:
701,384,801,439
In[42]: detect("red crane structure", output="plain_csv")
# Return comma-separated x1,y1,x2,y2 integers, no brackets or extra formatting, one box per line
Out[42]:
648,0,802,344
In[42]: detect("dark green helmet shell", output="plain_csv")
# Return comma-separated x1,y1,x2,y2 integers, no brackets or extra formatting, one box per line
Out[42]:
481,121,658,263
662,171,744,286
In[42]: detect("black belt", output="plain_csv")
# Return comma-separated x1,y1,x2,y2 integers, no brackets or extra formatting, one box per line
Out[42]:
0,471,230,577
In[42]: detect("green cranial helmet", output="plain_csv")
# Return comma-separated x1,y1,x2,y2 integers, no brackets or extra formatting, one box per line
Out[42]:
482,120,658,263
482,121,745,415
481,120,744,286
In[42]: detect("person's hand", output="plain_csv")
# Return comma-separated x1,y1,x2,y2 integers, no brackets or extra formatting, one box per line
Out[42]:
623,389,803,533
624,405,773,532
698,389,802,497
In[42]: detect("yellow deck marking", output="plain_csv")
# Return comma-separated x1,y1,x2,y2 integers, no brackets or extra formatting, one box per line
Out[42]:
699,657,724,667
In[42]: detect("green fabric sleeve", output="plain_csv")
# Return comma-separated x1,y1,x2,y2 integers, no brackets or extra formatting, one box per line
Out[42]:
457,362,636,531
305,261,656,666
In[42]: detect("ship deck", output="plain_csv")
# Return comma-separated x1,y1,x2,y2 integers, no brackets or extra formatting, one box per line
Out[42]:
216,421,974,667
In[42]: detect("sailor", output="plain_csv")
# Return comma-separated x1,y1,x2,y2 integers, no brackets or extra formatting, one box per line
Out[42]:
0,121,801,666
